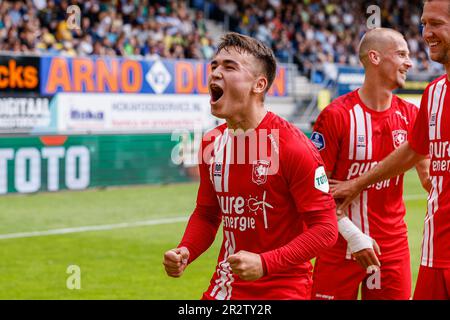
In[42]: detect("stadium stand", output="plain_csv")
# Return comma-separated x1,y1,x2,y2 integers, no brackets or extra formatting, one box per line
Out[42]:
1,0,444,73
0,0,442,129
0,0,216,60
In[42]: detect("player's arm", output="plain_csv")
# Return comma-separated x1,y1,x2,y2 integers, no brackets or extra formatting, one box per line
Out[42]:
163,202,221,278
227,137,340,281
330,141,426,214
163,138,222,278
227,206,338,281
259,206,338,276
332,89,431,212
315,107,380,269
258,141,339,276
415,158,431,192
326,170,381,269
163,196,221,278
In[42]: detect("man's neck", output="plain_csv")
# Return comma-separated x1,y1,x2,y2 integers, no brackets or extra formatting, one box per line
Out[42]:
226,105,267,131
445,63,450,82
358,82,393,112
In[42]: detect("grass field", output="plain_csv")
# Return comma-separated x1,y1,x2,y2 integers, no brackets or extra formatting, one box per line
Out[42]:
0,170,428,299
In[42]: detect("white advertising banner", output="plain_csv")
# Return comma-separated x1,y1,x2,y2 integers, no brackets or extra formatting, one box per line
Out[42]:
0,96,51,132
56,93,218,133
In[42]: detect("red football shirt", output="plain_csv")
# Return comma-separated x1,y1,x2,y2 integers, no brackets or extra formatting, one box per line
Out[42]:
190,111,336,300
409,75,450,268
312,90,419,259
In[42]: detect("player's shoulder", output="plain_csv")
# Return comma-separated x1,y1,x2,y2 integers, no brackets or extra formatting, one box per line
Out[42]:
429,74,447,86
313,91,358,133
425,74,448,92
201,123,227,146
266,112,323,163
266,112,307,144
392,95,419,113
316,90,358,124
324,90,360,113
204,122,227,137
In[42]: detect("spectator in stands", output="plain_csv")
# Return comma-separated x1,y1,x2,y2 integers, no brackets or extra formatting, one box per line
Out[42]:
0,0,443,77
0,0,216,61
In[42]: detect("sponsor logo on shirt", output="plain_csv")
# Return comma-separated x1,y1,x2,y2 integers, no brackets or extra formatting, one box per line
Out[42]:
430,113,437,127
347,161,400,190
392,129,407,149
252,160,270,185
395,111,409,125
310,131,325,151
218,191,273,231
357,135,366,148
429,141,450,173
314,166,329,193
214,163,222,177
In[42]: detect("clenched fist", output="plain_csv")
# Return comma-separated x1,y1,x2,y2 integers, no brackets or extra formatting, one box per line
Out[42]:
227,250,264,281
163,247,190,278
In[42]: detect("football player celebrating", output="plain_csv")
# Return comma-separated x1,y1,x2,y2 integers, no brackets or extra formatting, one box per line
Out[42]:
163,32,338,300
310,28,430,300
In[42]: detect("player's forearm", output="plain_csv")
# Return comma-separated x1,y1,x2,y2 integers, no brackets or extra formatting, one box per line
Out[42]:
355,142,423,190
260,207,338,275
415,158,431,192
178,204,221,263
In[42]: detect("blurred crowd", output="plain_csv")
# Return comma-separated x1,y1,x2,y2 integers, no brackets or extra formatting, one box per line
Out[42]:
203,0,443,75
0,0,443,77
0,0,216,60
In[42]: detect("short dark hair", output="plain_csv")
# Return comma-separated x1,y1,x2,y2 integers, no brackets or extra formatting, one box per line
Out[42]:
215,32,277,93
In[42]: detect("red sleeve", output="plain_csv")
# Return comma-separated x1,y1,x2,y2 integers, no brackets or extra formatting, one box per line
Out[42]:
178,138,222,263
311,106,343,175
196,136,219,206
407,103,419,135
408,88,430,156
260,207,338,275
178,203,221,263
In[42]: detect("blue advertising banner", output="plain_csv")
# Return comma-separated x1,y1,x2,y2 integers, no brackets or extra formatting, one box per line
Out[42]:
336,66,365,96
40,56,288,96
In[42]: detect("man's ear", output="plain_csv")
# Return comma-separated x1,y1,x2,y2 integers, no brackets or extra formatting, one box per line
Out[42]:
253,76,268,94
367,50,381,65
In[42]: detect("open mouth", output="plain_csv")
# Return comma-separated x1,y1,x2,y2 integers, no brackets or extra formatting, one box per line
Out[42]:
399,70,407,78
210,84,224,103
428,41,440,49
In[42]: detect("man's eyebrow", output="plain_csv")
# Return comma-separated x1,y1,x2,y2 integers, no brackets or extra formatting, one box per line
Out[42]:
222,59,239,66
210,59,239,66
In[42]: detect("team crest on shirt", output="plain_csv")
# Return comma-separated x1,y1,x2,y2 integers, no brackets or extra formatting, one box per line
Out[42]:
252,160,270,185
310,131,325,151
392,130,407,149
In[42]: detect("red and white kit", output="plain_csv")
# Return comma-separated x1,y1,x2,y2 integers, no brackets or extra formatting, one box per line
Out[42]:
408,75,450,299
179,111,337,300
310,89,419,300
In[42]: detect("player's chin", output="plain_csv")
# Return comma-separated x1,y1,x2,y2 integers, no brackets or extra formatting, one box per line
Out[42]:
211,106,227,119
396,79,406,88
430,51,447,64
396,76,407,88
210,101,228,119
